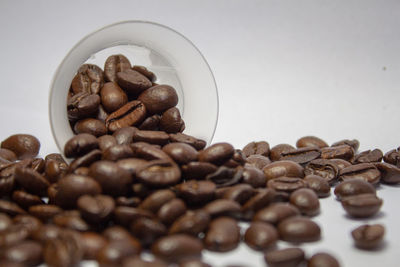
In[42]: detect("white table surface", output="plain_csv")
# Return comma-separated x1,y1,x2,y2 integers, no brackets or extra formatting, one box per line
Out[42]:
0,1,399,266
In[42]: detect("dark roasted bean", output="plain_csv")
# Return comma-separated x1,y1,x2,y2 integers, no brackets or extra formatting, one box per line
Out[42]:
265,247,305,267
113,206,154,227
131,142,172,161
253,203,300,225
341,193,383,218
222,184,255,204
71,64,104,94
139,114,161,130
351,224,385,250
139,189,175,213
241,189,276,220
73,118,107,137
0,148,17,162
102,144,134,161
98,134,118,151
199,142,234,165
29,204,62,222
331,139,359,152
375,162,400,184
106,100,147,132
296,136,328,149
53,212,89,232
383,148,400,167
289,188,320,216
204,217,240,252
267,177,307,193
131,217,167,247
339,163,381,184
241,165,267,188
204,199,241,218
81,232,108,260
138,84,179,114
353,149,383,164
104,54,131,83
263,160,304,181
3,240,43,266
169,133,206,150
64,133,98,158
163,142,198,164
182,161,217,180
113,126,137,145
280,147,321,165
1,134,40,160
100,82,128,113
67,92,100,121
133,130,170,145
278,216,321,243
68,149,102,172
269,144,295,161
152,234,203,262
12,190,44,209
307,252,340,267
321,145,354,160
169,210,210,236
242,141,270,157
77,194,115,224
96,238,141,266
132,65,157,81
304,175,331,197
157,198,187,225
246,155,271,170
176,180,216,205
334,179,376,200
0,199,26,216
136,160,181,187
160,107,185,133
117,69,152,95
304,159,339,185
14,166,50,196
245,221,278,251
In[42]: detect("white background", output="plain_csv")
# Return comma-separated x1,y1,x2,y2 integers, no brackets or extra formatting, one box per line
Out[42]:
0,0,399,266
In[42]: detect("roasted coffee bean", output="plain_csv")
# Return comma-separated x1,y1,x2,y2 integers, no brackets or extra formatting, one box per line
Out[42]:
253,203,300,225
307,252,340,267
14,166,50,196
12,190,44,209
241,189,276,220
199,142,234,165
55,174,102,208
0,213,12,231
81,232,108,260
0,199,26,216
244,221,278,251
96,237,141,266
139,114,161,130
206,166,242,187
263,160,304,181
351,224,385,250
204,199,241,218
133,130,170,145
46,181,60,202
89,160,132,196
1,134,40,160
334,179,376,200
341,193,383,218
242,141,270,157
264,247,305,267
102,144,134,161
179,259,211,267
159,107,185,133
74,118,107,137
67,92,100,121
169,210,210,236
330,158,352,171
246,154,271,170
176,180,216,205
131,217,167,247
103,225,132,241
169,133,206,150
353,149,383,164
136,160,181,187
152,234,203,262
222,184,255,204
339,163,381,184
289,188,320,216
116,196,141,207
53,212,89,232
227,149,246,167
138,84,178,114
331,139,360,152
204,217,240,252
114,206,154,227
31,224,61,242
157,198,187,225
241,165,267,188
375,162,400,184
278,216,321,242
100,82,128,113
113,126,137,145
71,64,104,94
0,173,16,196
98,134,118,151
45,159,68,184
68,149,102,172
321,145,354,160
117,158,148,179
383,148,400,167
13,214,42,235
132,183,153,199
269,144,295,161
162,142,198,164
132,65,156,82
131,142,171,161
0,223,30,247
29,204,62,221
77,194,115,224
267,177,307,193
280,147,321,165
139,189,175,213
104,54,131,83
97,104,109,122
31,157,45,173
182,161,217,180
296,136,328,149
64,133,98,158
304,175,331,197
117,69,152,95
0,148,17,161
304,159,339,185
123,256,168,267
106,100,147,132
3,240,43,266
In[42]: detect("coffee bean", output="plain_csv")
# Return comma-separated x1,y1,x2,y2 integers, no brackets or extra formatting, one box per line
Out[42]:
246,155,271,170
169,210,210,236
116,196,141,207
253,203,300,225
331,139,360,152
280,147,321,165
351,224,385,250
375,162,400,184
123,256,168,267
157,198,187,225
131,217,167,247
278,216,321,242
98,134,118,151
138,84,178,114
169,133,206,150
74,118,107,137
334,179,376,200
222,184,255,204
117,69,152,95
113,126,137,145
1,134,40,160
64,133,98,158
244,221,278,251
383,148,400,167
112,207,154,227
96,238,141,266
103,225,132,241
67,92,101,121
68,149,102,172
131,142,172,161
133,130,170,145
304,159,339,185
77,194,115,224
296,136,328,149
139,114,161,130
304,175,331,197
204,217,240,252
353,149,383,164
203,199,241,218
53,212,89,232
102,144,134,161
241,165,267,188
176,180,216,205
321,145,354,160
3,240,43,266
181,161,217,180
45,159,68,184
97,104,109,122
341,193,383,218
199,142,234,165
12,215,42,236
241,189,276,220
14,166,50,196
12,190,44,209
179,259,212,267
206,166,242,187
117,158,148,179
132,65,157,82
139,189,176,213
104,54,131,83
307,252,340,267
160,107,185,133
269,144,295,161
0,148,17,161
152,234,203,262
71,64,104,94
29,204,62,221
267,177,307,193
0,213,12,231
131,183,154,199
162,143,198,165
100,82,128,113
263,160,304,181
0,199,26,216
106,100,147,132
264,247,305,267
289,188,320,216
89,160,132,196
242,141,270,157
339,163,381,184
80,232,108,260
136,160,181,187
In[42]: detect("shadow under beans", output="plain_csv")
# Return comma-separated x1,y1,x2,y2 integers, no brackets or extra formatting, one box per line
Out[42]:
343,211,386,221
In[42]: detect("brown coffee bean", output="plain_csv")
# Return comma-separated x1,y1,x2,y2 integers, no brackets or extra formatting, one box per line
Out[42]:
113,126,137,145
139,189,176,213
204,199,241,218
98,134,118,151
267,177,307,193
169,210,210,236
162,143,198,165
131,217,167,247
0,213,12,231
113,207,154,227
77,194,115,224
351,224,385,250
96,237,141,266
383,148,400,166
353,149,383,164
29,204,62,221
0,223,30,247
304,159,339,185
182,161,217,180
169,133,206,150
304,175,331,197
89,160,132,196
341,193,383,218
0,148,17,162
81,232,108,260
244,221,278,251
14,166,50,196
205,166,242,187
131,142,171,161
106,100,147,132
176,180,216,205
12,190,44,209
222,184,255,204
31,224,61,243
104,54,131,83
290,188,320,216
100,82,128,113
55,174,102,208
253,203,300,225
68,149,102,172
280,147,321,165
139,114,161,130
157,198,187,225
152,234,203,262
138,84,179,114
131,183,154,199
278,216,321,242
53,212,89,232
1,134,40,160
334,179,376,200
296,136,328,149
375,162,400,184
136,160,181,187
0,199,26,216
269,144,295,161
339,163,381,184
64,133,98,158
123,256,168,267
204,217,240,252
44,159,68,184
241,189,276,220
199,142,235,165
263,160,304,181
243,141,270,157
133,130,170,145
117,69,152,95
307,252,340,267
71,64,104,94
3,240,43,266
330,158,352,171
264,247,305,267
179,259,211,267
159,107,185,133
331,139,360,152
74,118,107,137
67,92,101,121
116,196,141,207
102,144,134,161
132,65,157,81
241,165,267,188
117,158,148,179
246,155,271,170
321,145,354,160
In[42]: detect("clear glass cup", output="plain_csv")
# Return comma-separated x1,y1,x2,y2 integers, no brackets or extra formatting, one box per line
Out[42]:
49,20,219,154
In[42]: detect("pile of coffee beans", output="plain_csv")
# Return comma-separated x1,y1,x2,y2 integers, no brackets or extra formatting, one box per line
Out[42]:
0,54,396,266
